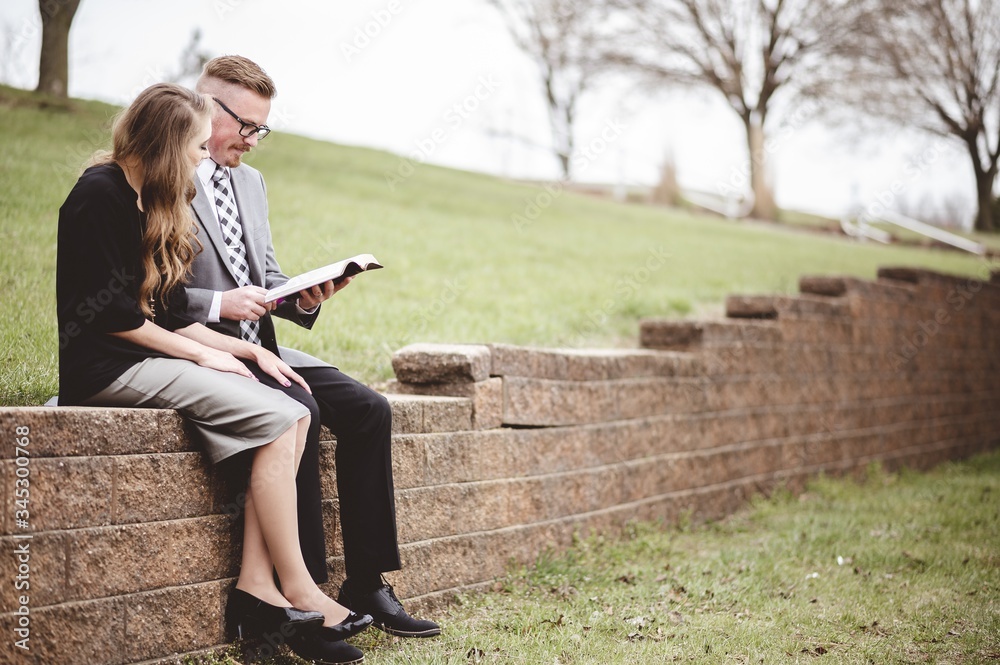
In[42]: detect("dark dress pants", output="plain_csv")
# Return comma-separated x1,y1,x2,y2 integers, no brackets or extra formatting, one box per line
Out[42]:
241,361,402,584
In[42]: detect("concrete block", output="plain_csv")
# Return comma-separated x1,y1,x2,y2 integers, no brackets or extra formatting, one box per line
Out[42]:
124,581,226,663
396,482,510,542
0,596,126,665
391,433,427,489
614,377,710,419
387,377,503,430
798,275,922,309
502,377,617,426
489,344,567,379
422,430,515,485
726,294,850,320
638,319,703,348
113,453,214,525
0,407,192,459
700,341,792,376
318,440,338,499
388,394,474,434
489,344,702,380
878,266,964,286
392,343,492,384
66,517,236,601
640,319,782,350
1,457,114,534
388,394,423,434
0,531,68,611
420,395,474,433
725,295,780,319
323,498,342,557
798,275,854,297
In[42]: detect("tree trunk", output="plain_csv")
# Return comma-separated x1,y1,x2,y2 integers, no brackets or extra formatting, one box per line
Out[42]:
963,136,998,231
552,100,574,181
557,151,571,180
745,115,776,220
35,0,81,98
972,164,997,233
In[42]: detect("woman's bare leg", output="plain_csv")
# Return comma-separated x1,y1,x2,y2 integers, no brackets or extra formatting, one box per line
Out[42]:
234,419,303,606
236,416,351,625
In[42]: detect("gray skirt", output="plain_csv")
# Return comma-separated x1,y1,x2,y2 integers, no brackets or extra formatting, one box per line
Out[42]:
83,357,309,463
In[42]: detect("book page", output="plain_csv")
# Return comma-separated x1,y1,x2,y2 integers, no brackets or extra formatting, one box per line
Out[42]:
264,253,382,303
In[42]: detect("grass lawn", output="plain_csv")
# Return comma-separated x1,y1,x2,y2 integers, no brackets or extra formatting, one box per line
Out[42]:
1,85,995,405
192,450,1000,665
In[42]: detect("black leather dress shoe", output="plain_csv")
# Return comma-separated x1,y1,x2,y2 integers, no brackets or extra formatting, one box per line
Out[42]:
338,577,441,638
287,632,365,664
226,588,324,640
317,611,373,641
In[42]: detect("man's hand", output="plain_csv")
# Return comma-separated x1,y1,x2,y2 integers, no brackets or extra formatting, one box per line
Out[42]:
220,286,272,321
296,276,353,310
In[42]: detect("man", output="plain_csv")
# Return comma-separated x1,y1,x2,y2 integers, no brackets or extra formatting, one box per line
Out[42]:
184,55,440,646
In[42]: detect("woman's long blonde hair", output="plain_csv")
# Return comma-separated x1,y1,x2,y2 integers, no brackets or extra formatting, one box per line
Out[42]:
91,83,209,318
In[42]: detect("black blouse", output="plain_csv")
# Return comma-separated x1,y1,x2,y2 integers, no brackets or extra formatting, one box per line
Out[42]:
56,163,196,405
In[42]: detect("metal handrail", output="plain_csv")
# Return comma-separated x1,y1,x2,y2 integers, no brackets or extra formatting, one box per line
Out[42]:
870,209,986,255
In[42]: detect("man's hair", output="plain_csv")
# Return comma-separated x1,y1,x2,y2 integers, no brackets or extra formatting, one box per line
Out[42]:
199,55,277,99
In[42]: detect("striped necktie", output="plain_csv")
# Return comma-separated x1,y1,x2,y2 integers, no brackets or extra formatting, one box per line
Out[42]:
211,164,261,345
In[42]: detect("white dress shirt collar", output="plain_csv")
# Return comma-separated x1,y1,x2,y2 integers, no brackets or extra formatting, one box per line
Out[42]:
197,158,228,190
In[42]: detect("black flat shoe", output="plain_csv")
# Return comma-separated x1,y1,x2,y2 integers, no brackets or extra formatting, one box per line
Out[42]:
317,611,373,641
226,587,324,640
287,633,365,664
338,577,441,638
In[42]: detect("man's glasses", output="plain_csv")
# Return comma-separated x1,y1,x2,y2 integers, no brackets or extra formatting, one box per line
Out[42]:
213,97,271,140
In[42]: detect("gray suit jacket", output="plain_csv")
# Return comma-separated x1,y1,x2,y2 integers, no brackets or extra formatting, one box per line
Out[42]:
186,162,331,369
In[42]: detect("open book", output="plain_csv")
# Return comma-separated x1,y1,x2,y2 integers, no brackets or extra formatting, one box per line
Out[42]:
264,253,383,304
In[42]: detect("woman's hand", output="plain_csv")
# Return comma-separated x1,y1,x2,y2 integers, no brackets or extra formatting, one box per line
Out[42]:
166,323,308,392
111,321,258,383
195,347,259,381
249,346,312,394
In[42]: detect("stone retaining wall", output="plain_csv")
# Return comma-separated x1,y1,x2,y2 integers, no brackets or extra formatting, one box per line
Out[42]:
1,265,998,664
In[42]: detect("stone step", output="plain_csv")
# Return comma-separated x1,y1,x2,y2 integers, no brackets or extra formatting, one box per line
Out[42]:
391,343,492,384
386,393,474,434
384,378,502,430
488,343,703,380
799,274,917,302
0,394,475,463
639,318,781,350
725,293,851,319
391,342,707,385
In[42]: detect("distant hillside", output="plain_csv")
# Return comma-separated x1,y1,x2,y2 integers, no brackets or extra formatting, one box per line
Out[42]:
0,85,989,405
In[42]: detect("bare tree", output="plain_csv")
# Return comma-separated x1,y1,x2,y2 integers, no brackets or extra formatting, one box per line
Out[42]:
605,0,850,220
652,148,681,206
168,29,211,88
486,0,608,179
36,0,81,97
822,0,1000,232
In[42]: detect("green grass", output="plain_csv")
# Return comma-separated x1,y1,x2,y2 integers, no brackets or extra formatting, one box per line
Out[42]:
1,85,995,405
775,208,842,231
187,451,1000,665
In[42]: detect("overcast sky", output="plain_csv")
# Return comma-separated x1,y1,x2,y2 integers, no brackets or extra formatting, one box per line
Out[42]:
0,0,977,225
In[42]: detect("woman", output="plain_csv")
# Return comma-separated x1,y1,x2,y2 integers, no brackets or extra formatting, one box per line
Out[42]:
56,83,370,665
